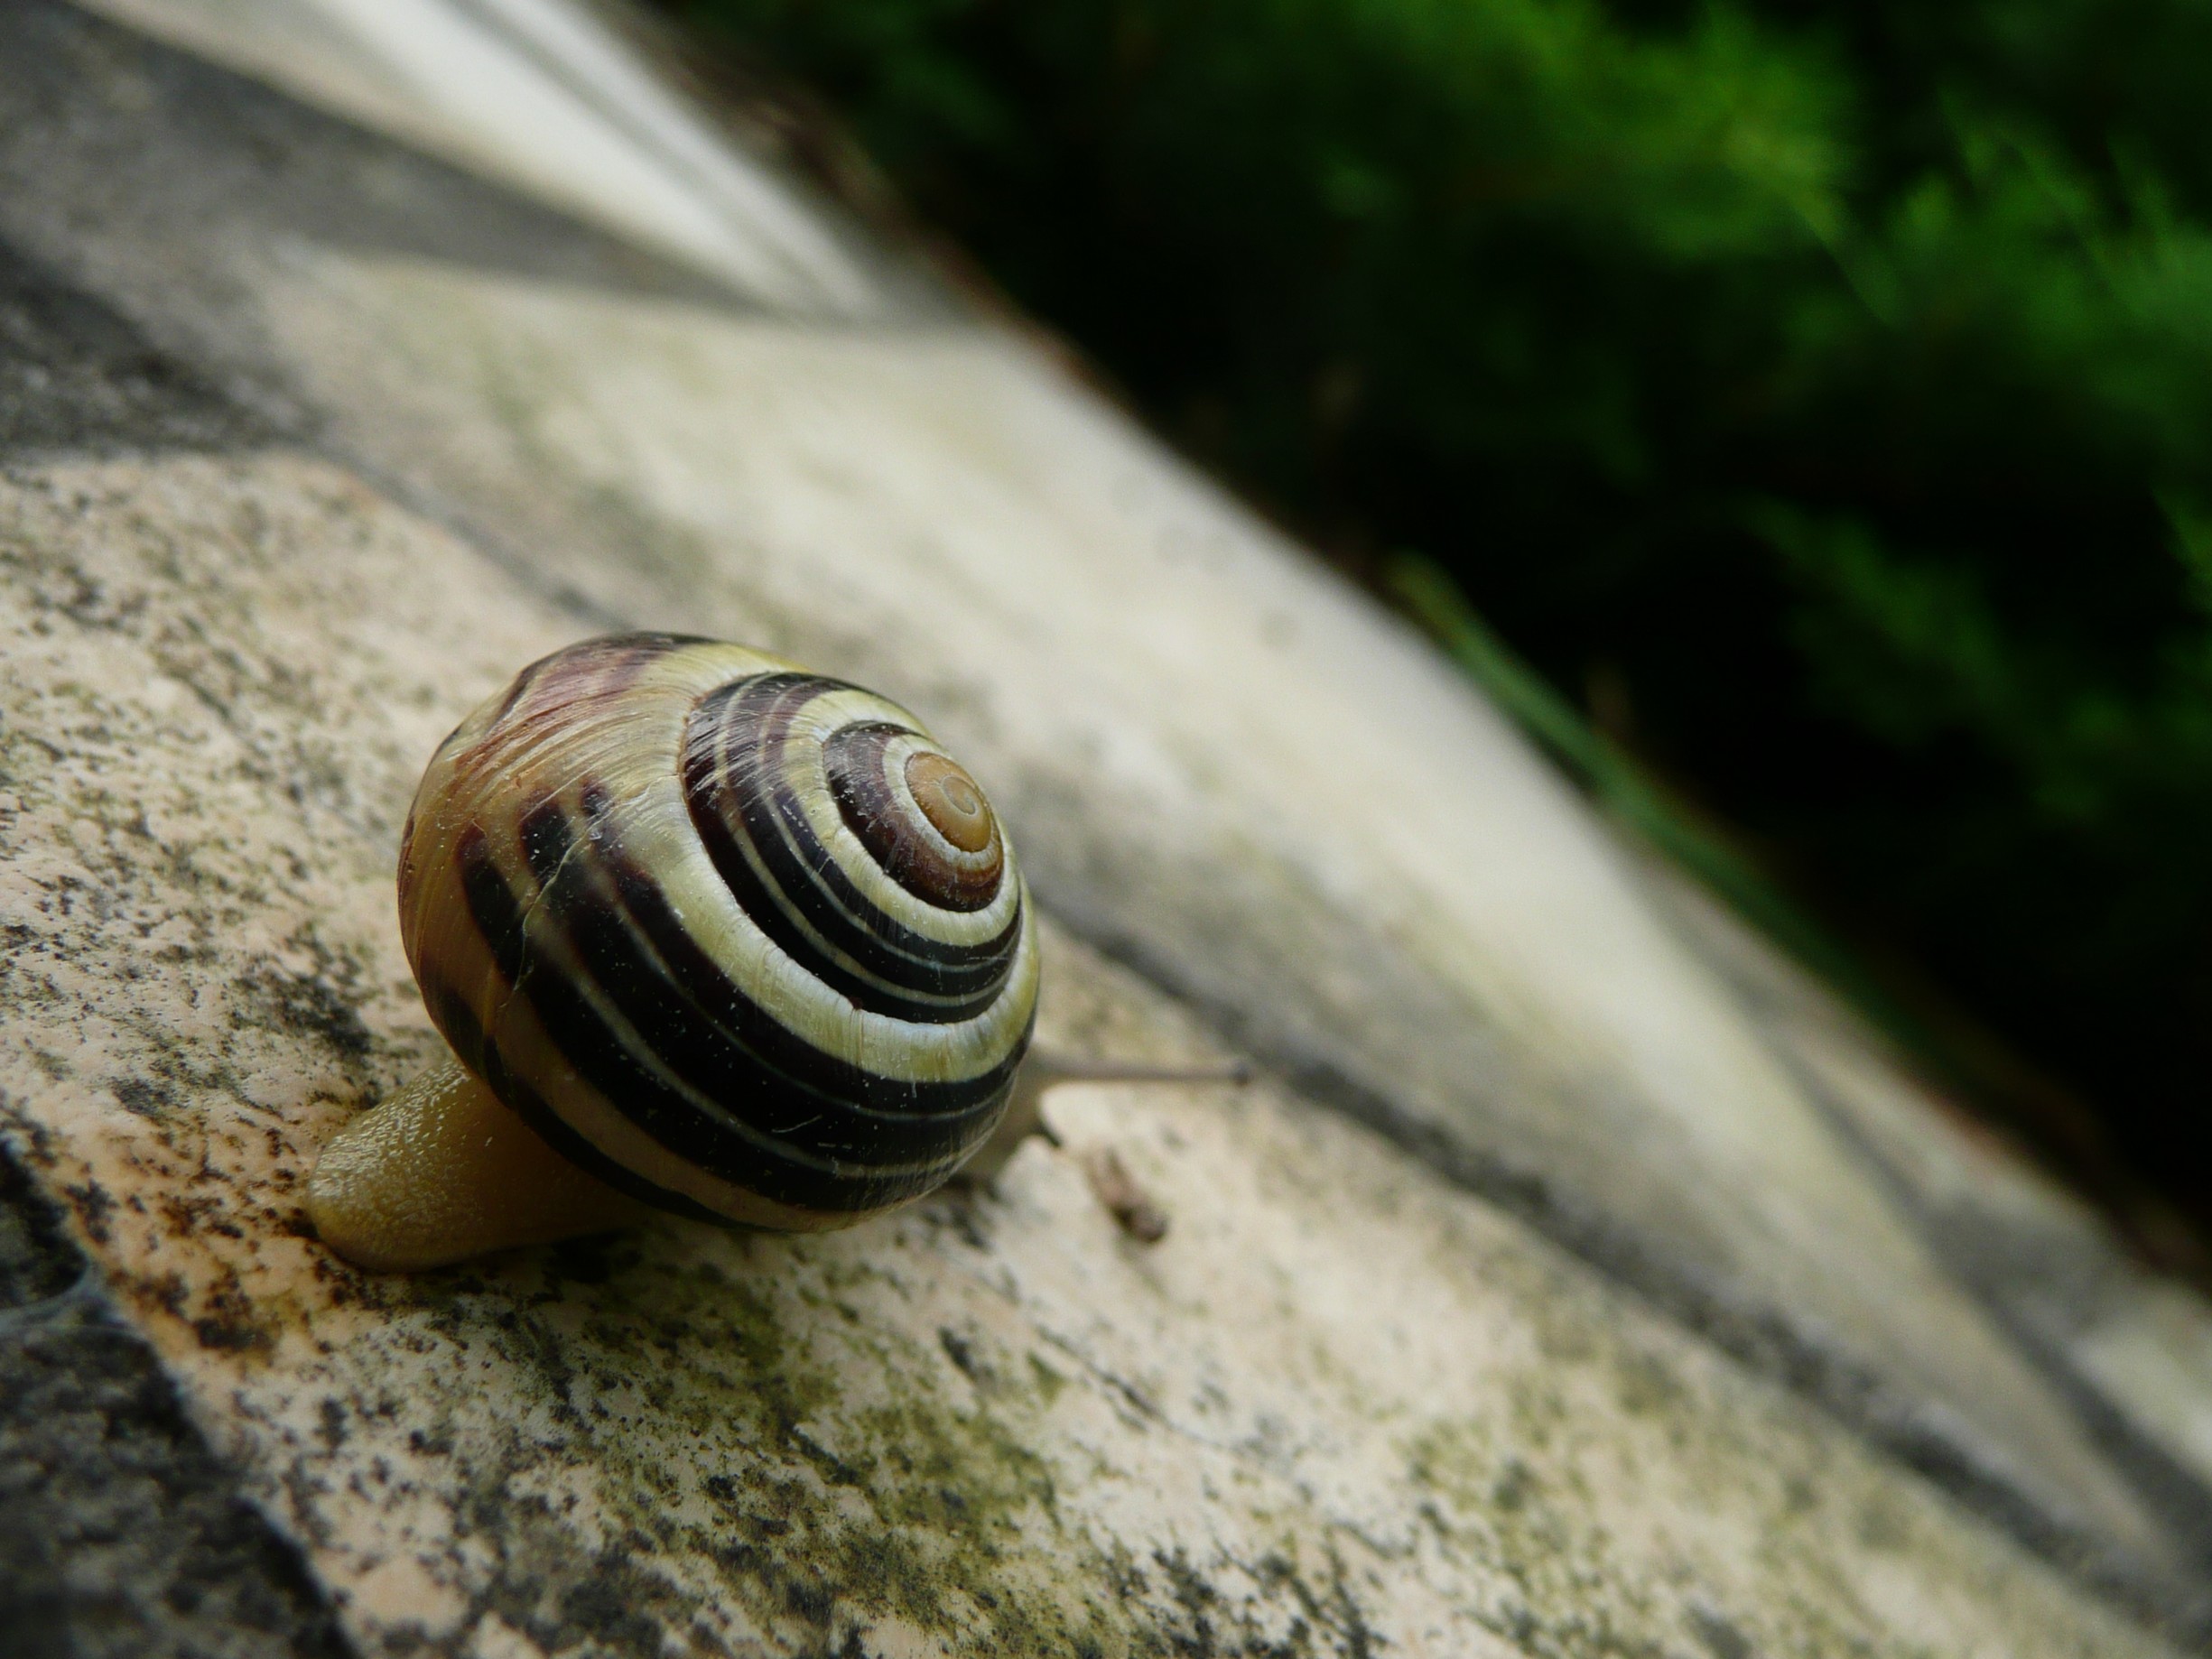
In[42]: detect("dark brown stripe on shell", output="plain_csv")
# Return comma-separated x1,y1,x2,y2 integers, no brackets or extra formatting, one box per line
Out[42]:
825,723,1004,913
700,676,1016,976
527,795,1016,1130
683,675,1019,1014
449,810,1016,1211
442,980,733,1226
683,779,1011,1023
700,675,1020,980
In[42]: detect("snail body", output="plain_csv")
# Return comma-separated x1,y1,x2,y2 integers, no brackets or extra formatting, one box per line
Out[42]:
311,635,1038,1269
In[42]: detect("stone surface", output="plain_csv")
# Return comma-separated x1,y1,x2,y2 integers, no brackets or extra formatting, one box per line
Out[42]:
84,0,890,319
0,1149,349,1659
0,450,2181,1657
0,1,2206,1653
1644,857,2212,1583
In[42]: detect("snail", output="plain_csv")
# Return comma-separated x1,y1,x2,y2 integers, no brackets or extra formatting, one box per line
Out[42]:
308,634,1241,1272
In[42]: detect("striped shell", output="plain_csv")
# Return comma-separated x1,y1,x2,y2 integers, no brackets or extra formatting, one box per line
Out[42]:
396,634,1039,1230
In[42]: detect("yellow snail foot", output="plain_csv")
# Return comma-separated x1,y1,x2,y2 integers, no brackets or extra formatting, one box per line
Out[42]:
308,1053,651,1272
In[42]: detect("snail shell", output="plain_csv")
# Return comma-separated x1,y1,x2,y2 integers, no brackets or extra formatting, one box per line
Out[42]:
387,633,1038,1233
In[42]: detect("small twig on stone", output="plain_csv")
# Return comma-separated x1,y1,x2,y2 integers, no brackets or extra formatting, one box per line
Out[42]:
1081,1147,1170,1245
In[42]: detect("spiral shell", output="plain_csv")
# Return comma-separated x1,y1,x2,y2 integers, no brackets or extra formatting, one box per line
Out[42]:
395,634,1039,1230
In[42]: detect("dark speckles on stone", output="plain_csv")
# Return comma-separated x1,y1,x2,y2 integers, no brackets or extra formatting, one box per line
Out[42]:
113,1074,177,1117
781,1574,836,1628
1155,1546,1222,1624
0,1145,349,1656
191,1312,265,1352
932,1188,993,1253
1491,1459,1537,1513
938,1325,985,1385
191,1274,273,1354
232,960,376,1061
1687,1601,1757,1659
555,1559,671,1654
1300,1554,1386,1659
60,1177,115,1245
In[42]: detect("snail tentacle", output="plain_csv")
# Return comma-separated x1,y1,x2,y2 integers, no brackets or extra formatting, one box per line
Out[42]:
957,1050,1254,1183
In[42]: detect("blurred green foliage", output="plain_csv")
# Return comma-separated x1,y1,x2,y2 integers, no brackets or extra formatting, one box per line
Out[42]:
675,0,2212,1228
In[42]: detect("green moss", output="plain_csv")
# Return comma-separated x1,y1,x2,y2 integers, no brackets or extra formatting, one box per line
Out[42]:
1027,1352,1068,1407
311,1223,1455,1658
